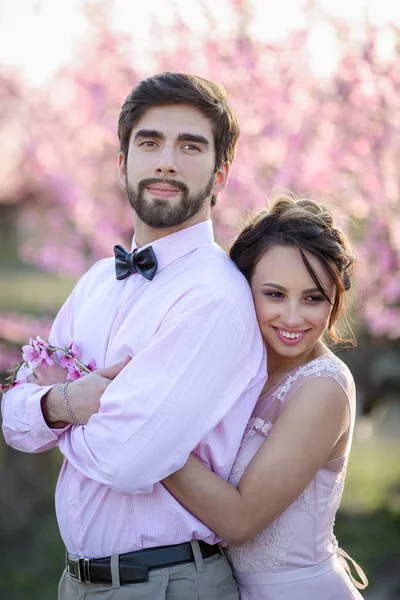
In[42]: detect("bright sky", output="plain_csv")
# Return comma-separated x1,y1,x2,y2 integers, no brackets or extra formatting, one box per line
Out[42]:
0,0,399,85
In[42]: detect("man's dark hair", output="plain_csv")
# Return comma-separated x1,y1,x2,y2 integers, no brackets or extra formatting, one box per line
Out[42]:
118,72,240,206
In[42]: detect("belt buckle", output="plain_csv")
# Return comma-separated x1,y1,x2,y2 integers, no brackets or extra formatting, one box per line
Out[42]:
68,555,91,583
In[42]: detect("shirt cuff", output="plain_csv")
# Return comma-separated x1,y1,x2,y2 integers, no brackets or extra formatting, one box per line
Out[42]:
26,384,71,441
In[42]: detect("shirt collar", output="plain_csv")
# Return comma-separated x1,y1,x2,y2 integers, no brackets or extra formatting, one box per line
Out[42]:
131,220,214,273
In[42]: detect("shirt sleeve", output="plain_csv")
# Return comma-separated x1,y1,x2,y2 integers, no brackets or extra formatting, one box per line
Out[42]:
58,291,266,494
1,291,77,453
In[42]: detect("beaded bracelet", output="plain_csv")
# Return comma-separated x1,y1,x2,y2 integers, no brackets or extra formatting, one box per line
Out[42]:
61,382,81,426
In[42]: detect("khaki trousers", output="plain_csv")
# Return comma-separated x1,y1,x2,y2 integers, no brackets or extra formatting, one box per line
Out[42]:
58,542,239,600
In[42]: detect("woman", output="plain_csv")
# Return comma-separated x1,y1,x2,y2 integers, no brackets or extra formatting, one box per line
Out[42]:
163,195,368,599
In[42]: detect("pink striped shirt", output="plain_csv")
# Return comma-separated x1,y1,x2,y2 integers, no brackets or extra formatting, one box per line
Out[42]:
2,220,266,558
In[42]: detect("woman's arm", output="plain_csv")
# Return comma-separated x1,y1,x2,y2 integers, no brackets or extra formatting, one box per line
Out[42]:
163,377,350,545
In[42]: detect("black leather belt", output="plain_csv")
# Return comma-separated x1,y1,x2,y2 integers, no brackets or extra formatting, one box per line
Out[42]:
67,540,220,584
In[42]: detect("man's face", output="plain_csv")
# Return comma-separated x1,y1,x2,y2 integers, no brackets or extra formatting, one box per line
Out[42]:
118,104,229,230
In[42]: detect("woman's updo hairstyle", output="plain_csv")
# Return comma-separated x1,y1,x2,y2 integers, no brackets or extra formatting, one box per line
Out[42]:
230,194,356,346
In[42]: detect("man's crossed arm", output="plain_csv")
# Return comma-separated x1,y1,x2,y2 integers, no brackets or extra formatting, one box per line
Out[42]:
29,358,131,427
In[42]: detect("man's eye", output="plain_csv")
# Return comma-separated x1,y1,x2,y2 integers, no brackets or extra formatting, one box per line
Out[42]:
182,144,200,152
139,141,157,147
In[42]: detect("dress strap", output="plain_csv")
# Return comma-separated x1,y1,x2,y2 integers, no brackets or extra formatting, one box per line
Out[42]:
337,547,369,590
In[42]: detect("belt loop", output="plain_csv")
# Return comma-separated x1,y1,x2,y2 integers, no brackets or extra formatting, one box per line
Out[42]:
190,540,205,573
110,554,121,589
218,544,229,564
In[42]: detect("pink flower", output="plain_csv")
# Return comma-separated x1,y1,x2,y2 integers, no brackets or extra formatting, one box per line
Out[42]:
38,347,54,367
87,358,97,372
2,337,97,393
60,355,75,369
67,340,81,359
35,335,49,349
38,355,54,369
21,340,41,367
2,335,96,393
22,336,54,368
66,363,84,381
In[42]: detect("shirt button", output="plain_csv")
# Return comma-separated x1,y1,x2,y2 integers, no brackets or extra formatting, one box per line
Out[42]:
69,500,75,509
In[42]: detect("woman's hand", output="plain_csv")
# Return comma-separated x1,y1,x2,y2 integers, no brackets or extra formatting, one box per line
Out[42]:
26,364,68,386
163,377,350,546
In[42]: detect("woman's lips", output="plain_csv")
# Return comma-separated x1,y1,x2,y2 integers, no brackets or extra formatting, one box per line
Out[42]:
273,327,308,346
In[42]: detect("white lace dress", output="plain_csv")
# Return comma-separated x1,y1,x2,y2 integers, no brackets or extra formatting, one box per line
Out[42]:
227,355,367,600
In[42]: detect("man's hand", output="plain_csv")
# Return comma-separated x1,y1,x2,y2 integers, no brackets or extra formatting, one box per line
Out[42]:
27,364,68,386
41,357,131,428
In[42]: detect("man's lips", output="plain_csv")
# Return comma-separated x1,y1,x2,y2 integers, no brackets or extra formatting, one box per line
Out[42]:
146,184,181,197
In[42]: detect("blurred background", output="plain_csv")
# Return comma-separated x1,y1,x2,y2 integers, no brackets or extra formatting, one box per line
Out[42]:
0,0,399,598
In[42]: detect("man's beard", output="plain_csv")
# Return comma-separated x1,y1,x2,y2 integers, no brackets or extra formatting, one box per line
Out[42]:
126,176,214,229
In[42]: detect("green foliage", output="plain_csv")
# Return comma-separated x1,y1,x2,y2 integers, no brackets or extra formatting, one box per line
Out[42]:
342,438,400,514
335,434,400,594
0,271,77,315
0,444,64,599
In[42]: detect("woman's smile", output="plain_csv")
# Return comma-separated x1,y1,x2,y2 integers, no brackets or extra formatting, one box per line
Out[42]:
272,327,309,346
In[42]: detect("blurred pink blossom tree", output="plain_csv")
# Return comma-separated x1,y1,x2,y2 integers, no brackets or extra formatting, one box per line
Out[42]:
1,0,400,361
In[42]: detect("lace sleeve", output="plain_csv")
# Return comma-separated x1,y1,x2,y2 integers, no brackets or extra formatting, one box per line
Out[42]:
257,355,355,424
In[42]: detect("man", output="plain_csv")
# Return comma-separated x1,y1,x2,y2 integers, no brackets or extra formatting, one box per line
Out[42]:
2,72,266,599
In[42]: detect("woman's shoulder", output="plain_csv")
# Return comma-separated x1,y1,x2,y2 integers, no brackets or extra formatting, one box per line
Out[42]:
272,354,355,403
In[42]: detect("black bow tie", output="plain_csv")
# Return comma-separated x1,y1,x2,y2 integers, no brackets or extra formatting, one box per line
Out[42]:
114,245,158,281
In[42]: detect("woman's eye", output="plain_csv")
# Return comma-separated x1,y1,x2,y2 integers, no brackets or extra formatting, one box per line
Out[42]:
264,291,284,299
305,295,325,302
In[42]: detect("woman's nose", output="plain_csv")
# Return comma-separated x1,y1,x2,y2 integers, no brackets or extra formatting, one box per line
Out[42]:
281,304,303,328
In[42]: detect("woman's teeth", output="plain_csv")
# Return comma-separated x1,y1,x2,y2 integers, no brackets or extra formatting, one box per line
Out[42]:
279,330,302,339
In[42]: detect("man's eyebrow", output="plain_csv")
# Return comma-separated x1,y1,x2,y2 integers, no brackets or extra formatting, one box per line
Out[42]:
177,133,210,146
134,129,165,141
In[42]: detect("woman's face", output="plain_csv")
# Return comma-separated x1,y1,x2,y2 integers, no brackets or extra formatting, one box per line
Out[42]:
250,245,335,363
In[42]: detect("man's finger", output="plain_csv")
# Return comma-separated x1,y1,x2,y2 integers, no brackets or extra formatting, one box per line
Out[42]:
95,356,131,380
26,372,37,384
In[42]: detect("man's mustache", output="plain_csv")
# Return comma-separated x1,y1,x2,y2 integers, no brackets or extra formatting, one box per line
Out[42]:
138,178,188,193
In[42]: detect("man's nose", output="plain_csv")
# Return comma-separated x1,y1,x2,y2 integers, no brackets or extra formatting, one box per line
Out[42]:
154,146,178,177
